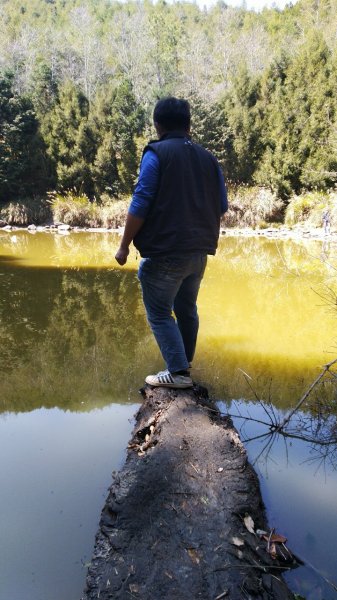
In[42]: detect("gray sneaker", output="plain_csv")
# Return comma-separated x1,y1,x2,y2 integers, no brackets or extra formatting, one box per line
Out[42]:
145,370,193,389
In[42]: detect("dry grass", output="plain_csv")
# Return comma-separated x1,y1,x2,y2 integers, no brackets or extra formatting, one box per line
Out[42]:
0,198,52,225
48,191,128,228
222,186,285,228
285,190,336,228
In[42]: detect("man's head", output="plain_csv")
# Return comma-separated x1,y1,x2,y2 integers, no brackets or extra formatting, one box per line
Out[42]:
153,97,191,137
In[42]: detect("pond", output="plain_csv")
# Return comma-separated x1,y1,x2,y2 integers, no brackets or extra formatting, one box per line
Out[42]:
0,231,336,600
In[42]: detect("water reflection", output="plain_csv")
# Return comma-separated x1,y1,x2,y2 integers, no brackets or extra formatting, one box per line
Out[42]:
1,232,337,600
220,399,337,600
1,232,336,413
0,265,150,412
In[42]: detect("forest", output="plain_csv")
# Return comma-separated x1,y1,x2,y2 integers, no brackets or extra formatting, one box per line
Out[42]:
0,0,336,224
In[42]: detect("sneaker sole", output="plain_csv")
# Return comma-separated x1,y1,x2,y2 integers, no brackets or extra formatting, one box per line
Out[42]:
145,380,193,389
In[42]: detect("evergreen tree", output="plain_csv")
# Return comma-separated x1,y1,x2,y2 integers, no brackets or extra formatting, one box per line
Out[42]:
90,79,145,197
222,65,263,184
0,72,46,202
188,95,230,177
43,81,96,195
29,62,58,118
256,35,337,196
255,54,294,196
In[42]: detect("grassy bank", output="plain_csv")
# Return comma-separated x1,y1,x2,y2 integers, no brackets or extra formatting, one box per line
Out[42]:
0,192,129,228
0,188,335,230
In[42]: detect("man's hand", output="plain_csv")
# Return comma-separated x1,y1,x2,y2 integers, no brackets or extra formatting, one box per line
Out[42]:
115,213,144,266
115,246,129,266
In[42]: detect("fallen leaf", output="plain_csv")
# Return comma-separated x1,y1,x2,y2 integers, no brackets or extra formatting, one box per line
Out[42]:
217,467,224,473
129,583,139,593
231,537,244,547
262,532,287,544
269,543,277,559
187,548,201,564
244,515,255,534
165,571,173,579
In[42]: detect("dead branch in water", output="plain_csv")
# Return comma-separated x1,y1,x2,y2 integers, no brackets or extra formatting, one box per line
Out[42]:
276,358,337,431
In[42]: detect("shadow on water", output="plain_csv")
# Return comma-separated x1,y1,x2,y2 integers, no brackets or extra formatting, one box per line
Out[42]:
1,258,335,414
0,263,150,413
0,253,26,264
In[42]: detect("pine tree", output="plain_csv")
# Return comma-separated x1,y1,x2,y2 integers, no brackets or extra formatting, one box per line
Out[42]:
90,79,145,197
43,81,96,195
0,72,46,202
188,95,230,178
256,35,337,196
222,65,263,184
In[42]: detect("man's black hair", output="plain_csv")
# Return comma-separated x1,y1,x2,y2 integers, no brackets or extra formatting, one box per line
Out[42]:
153,97,191,132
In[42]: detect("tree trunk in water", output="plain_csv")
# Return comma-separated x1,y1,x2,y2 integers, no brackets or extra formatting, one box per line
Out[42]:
82,385,296,600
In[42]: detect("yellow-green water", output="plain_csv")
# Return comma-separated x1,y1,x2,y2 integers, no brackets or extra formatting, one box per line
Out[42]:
1,231,337,600
0,231,336,411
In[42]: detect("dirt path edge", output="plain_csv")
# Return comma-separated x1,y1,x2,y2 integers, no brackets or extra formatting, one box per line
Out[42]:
82,385,296,600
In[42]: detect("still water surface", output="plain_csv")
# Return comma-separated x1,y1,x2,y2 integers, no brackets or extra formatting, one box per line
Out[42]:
0,231,336,599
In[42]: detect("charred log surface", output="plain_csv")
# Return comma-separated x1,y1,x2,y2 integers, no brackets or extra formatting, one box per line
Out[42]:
82,386,296,600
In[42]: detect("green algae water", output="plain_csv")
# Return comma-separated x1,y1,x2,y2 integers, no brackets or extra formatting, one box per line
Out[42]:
1,231,337,599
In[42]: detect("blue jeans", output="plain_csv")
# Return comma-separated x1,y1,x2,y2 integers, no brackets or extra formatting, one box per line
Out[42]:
138,254,207,373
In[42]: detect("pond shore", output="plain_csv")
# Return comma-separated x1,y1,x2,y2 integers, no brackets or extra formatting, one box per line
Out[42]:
0,221,336,242
82,385,297,600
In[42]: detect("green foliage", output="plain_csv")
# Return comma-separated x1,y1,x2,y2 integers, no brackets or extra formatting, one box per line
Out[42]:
222,66,263,184
189,95,230,169
42,81,95,196
0,0,337,208
0,73,47,202
256,35,337,197
90,80,145,197
285,190,335,226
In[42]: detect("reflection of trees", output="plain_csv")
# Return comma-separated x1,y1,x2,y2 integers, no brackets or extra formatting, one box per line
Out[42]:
0,264,62,372
227,361,337,471
0,266,150,412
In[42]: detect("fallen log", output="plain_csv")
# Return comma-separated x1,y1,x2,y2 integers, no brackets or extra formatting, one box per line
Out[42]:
82,385,297,600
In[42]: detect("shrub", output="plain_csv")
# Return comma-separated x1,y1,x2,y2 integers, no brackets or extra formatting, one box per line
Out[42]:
99,198,129,228
49,191,99,227
0,198,52,225
285,191,334,227
48,190,128,228
222,186,285,228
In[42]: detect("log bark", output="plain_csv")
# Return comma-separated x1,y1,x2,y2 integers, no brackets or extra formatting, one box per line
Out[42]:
82,385,296,600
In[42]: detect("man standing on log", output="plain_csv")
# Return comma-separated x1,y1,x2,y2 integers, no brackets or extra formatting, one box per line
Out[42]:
115,97,228,388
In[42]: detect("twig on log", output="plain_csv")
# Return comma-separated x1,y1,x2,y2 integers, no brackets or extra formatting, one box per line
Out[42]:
214,590,229,600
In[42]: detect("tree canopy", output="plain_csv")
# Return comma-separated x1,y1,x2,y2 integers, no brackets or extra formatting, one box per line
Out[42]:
0,0,336,200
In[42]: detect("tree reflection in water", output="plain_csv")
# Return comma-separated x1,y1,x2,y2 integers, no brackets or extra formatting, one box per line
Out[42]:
224,365,337,599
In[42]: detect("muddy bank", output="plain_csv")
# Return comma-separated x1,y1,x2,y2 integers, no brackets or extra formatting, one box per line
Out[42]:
82,386,297,600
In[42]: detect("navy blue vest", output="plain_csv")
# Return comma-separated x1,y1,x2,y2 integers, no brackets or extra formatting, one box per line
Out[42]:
133,133,222,257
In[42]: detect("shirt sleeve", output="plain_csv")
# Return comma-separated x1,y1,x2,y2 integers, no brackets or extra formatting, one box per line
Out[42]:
128,150,160,219
218,164,228,215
